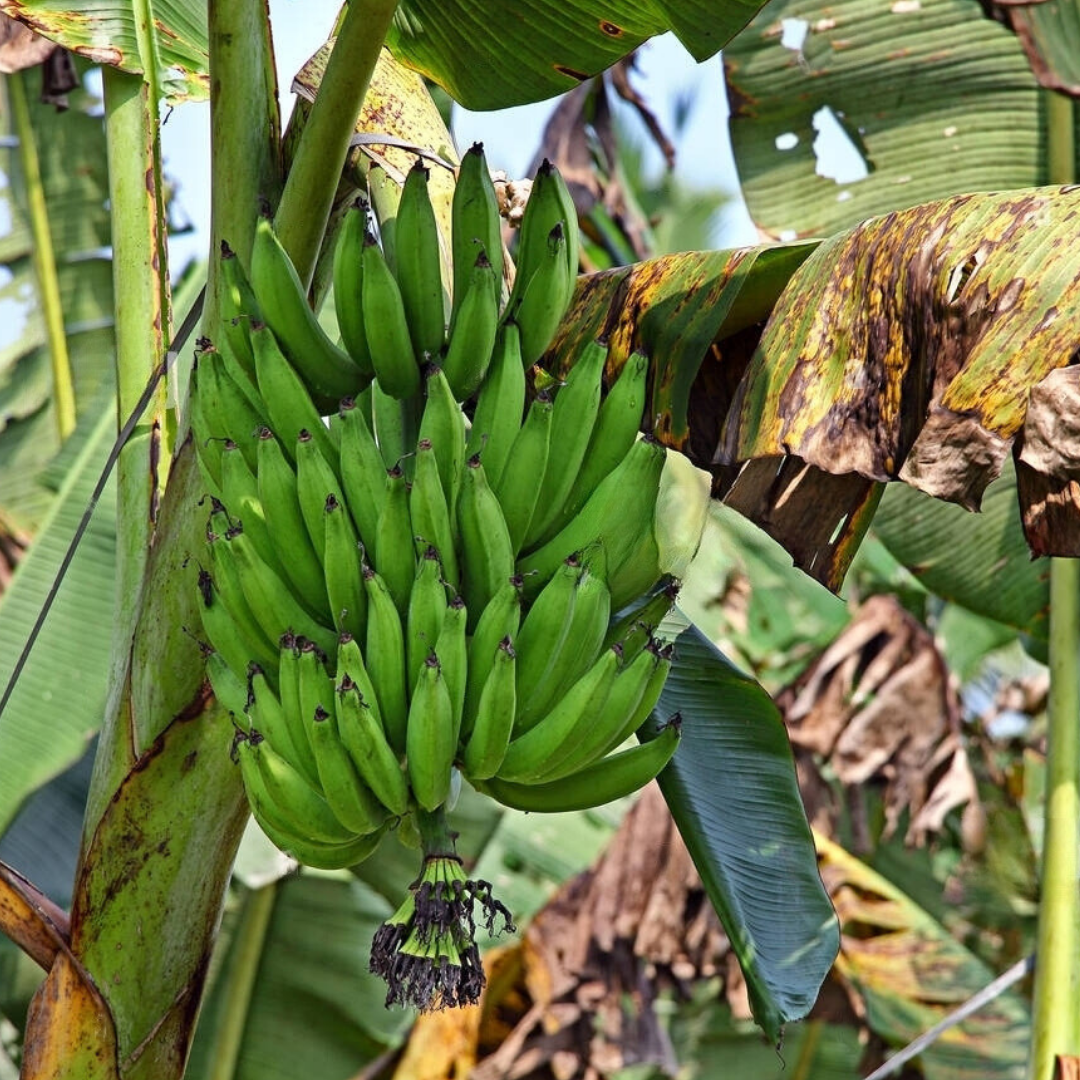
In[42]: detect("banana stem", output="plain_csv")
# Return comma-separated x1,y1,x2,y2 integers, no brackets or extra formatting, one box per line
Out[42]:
273,0,400,289
415,806,457,858
9,71,76,441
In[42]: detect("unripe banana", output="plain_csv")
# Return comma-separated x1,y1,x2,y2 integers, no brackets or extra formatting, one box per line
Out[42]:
367,163,401,274
462,576,522,739
508,221,572,368
251,321,340,472
497,646,620,783
523,338,607,550
409,439,461,592
335,674,410,816
406,545,448,694
335,633,385,736
332,201,375,378
296,639,335,760
337,397,385,556
218,241,260,383
462,637,516,780
255,428,332,621
457,454,515,629
406,652,456,812
323,494,366,639
363,563,409,756
493,390,552,555
205,649,248,721
205,529,279,671
228,526,338,657
219,443,286,583
277,633,321,788
295,428,345,562
235,731,354,845
512,555,580,733
599,641,673,758
361,230,421,400
310,703,391,835
519,159,578,286
435,594,468,743
452,142,504,332
418,364,467,512
465,323,526,489
604,579,680,659
442,248,499,401
249,217,368,410
370,378,409,473
246,663,306,772
193,345,266,473
516,436,666,608
563,350,649,523
188,365,224,490
476,720,680,814
396,161,448,359
197,573,253,683
375,464,416,616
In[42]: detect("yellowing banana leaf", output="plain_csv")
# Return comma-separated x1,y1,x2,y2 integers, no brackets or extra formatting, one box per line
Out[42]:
641,607,839,1043
720,188,1080,520
387,0,768,111
817,833,1030,1079
0,1,208,102
724,0,1069,239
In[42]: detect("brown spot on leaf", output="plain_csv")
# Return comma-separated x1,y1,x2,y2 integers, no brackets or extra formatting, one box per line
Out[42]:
553,64,589,82
599,20,623,36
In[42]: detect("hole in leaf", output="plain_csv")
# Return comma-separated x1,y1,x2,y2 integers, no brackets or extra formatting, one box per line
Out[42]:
946,255,980,303
775,132,799,151
812,106,871,183
780,18,809,51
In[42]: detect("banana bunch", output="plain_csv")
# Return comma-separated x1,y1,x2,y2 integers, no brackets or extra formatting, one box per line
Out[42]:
188,148,684,1011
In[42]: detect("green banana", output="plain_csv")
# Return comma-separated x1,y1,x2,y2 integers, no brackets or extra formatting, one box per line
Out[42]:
255,428,332,620
247,797,387,870
497,646,620,784
205,648,249,720
188,365,224,490
477,721,680,814
406,545,448,694
228,526,338,657
218,241,259,383
409,439,460,592
406,652,455,812
508,158,577,300
441,248,499,401
462,575,522,739
464,322,526,489
323,493,366,639
516,436,666,609
457,454,515,629
251,321,340,472
309,703,391,835
511,555,580,733
335,633,385,737
599,642,673,758
205,530,279,672
395,161,447,359
563,350,649,523
493,390,552,554
522,338,607,549
361,230,421,400
337,397,385,556
335,675,411,816
435,594,468,743
296,639,335,761
370,378,407,474
219,442,286,582
246,663,306,771
508,221,572,368
363,563,410,756
193,345,266,473
235,731,356,844
295,428,345,562
196,570,251,683
603,578,679,658
375,464,416,616
418,364,467,512
367,162,401,275
461,637,516,780
277,633,321,788
452,143,503,330
332,200,375,378
249,216,367,410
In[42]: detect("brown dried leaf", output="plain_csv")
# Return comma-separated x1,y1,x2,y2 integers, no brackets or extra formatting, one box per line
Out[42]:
0,861,69,971
0,13,56,74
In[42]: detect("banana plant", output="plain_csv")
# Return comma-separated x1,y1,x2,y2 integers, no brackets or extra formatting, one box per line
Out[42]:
0,0,1078,1078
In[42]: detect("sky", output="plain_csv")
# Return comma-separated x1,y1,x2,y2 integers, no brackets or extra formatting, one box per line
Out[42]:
160,1,758,271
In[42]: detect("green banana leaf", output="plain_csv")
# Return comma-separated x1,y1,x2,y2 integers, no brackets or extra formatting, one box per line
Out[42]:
0,405,115,837
642,606,839,1043
723,0,1073,238
997,0,1080,94
871,458,1051,641
0,2,208,102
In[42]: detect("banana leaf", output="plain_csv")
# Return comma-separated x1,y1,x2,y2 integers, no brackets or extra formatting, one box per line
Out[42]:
641,606,839,1043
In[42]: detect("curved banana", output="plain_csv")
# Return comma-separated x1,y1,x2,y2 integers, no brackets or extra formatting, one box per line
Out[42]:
457,454,515,629
493,390,552,555
249,217,368,410
248,802,387,870
205,531,279,671
409,439,461,592
435,595,468,744
465,323,526,489
375,464,416,616
218,241,260,383
335,676,410,816
295,428,345,562
246,664,305,771
461,637,516,780
363,563,410,756
219,443,286,584
508,221,572,369
506,159,574,311
367,163,401,274
335,633,385,736
442,248,499,401
205,648,249,721
476,721,680,814
332,201,375,378
406,545,448,694
361,230,421,400
406,652,455,812
462,575,522,739
277,634,321,788
452,142,503,332
193,345,266,473
396,161,447,360
418,364,467,512
197,574,253,684
602,578,680,658
323,493,366,639
337,397,386,556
